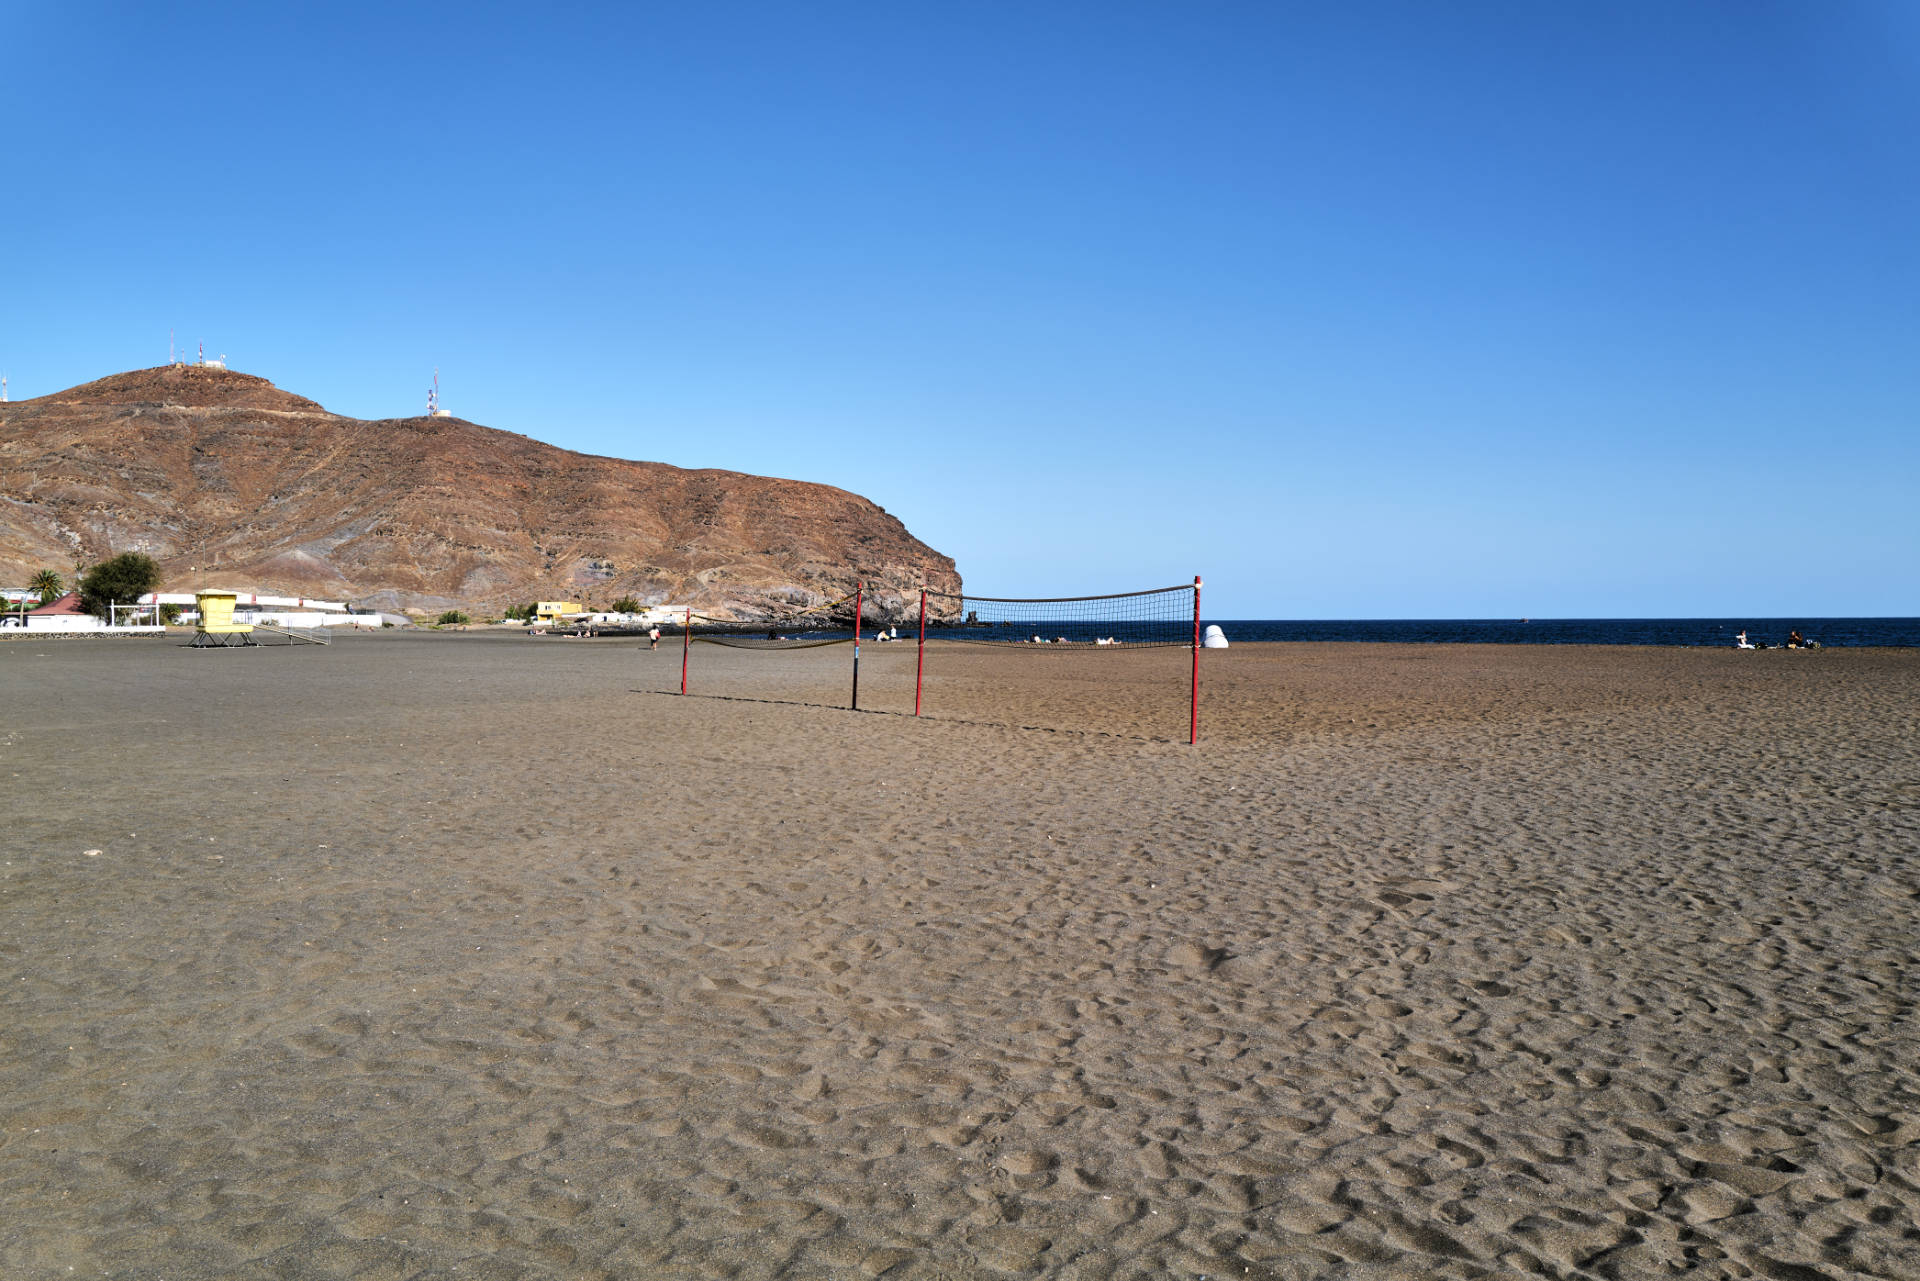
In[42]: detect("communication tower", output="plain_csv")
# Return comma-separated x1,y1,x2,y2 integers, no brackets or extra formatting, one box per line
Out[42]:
427,368,452,417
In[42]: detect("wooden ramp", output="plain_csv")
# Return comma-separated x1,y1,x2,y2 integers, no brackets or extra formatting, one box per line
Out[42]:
253,624,330,645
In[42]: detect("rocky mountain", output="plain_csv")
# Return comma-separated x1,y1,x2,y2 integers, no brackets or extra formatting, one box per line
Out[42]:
0,365,960,619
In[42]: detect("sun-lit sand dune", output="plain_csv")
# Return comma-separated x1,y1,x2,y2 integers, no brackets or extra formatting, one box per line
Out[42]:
3,633,1917,1278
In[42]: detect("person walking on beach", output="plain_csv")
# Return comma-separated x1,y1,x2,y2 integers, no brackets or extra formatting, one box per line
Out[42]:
648,625,660,650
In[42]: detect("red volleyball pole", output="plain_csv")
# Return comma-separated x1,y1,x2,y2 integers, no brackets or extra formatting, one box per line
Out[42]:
680,606,691,695
1190,575,1202,745
850,581,863,711
914,588,928,716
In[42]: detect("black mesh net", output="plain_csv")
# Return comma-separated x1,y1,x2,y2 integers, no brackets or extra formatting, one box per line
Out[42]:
921,583,1197,648
688,591,860,649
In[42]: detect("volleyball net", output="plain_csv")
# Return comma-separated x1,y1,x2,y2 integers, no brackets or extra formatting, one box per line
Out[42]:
674,576,1205,743
920,582,1198,648
685,589,859,650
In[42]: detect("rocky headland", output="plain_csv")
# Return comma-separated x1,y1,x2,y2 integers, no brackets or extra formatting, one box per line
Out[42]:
0,365,959,618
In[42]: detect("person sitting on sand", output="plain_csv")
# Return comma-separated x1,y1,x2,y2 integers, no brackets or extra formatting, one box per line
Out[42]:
1736,630,1754,649
1788,630,1805,648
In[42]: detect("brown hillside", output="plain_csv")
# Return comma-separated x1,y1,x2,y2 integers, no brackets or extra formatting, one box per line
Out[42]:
42,365,328,414
0,366,959,618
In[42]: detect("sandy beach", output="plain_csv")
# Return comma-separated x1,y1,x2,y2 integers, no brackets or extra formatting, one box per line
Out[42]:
3,631,1917,1279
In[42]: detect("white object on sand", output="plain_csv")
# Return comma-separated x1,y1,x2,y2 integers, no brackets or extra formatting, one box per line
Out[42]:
1736,631,1755,649
1203,624,1228,649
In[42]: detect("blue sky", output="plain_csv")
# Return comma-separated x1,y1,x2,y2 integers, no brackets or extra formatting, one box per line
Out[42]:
4,2,1915,617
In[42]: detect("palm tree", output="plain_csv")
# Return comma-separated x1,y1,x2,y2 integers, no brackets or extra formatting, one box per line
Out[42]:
29,569,63,604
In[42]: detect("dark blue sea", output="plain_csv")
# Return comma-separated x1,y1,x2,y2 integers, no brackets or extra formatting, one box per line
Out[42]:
1202,618,1920,648
713,618,1919,648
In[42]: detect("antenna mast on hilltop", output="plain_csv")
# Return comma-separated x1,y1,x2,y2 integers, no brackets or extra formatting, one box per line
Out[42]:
427,367,452,417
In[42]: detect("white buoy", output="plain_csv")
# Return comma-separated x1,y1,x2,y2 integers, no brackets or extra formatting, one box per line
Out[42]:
1203,624,1228,649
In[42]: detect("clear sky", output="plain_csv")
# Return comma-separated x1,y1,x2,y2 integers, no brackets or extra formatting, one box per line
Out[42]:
5,2,1915,617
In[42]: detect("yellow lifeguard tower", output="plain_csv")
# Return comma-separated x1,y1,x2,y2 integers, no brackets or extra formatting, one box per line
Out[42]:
190,591,255,647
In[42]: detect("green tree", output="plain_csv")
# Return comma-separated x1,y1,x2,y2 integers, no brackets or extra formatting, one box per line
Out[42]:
611,595,641,613
77,553,162,619
436,609,470,626
29,569,63,604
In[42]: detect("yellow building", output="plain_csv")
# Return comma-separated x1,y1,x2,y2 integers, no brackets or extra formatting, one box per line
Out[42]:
196,591,251,634
534,601,582,624
190,591,256,647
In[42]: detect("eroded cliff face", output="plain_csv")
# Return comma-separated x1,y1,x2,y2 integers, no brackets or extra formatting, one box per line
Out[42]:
0,366,959,618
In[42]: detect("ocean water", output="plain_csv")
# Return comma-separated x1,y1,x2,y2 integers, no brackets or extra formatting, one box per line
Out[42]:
1202,618,1920,648
699,617,1920,648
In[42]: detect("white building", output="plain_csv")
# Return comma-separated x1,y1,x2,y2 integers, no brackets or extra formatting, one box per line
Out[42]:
1,592,164,635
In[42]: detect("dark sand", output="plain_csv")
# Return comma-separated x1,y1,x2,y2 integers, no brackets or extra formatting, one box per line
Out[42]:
3,631,1917,1279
